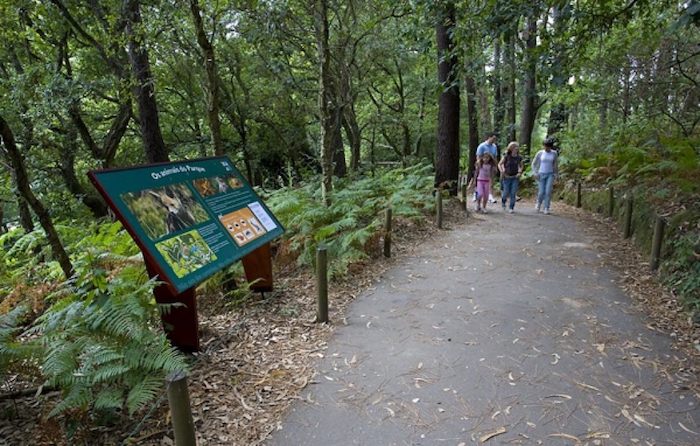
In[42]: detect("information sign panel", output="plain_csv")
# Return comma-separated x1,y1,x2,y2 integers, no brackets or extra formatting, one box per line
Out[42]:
88,157,284,294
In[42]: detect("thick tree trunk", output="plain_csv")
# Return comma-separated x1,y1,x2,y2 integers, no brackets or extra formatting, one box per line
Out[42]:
434,3,460,196
0,116,73,278
190,0,223,156
465,75,479,178
518,16,538,158
314,0,333,205
506,30,517,143
125,0,169,164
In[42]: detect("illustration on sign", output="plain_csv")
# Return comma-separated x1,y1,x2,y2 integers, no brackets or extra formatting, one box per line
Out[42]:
88,157,284,293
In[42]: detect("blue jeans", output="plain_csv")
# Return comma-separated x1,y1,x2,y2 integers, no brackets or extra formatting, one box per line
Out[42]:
501,177,519,210
537,172,554,210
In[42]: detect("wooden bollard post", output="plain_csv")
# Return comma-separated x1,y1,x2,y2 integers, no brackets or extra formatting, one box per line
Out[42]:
608,186,614,218
436,188,443,229
623,198,633,238
316,247,329,323
166,371,196,446
383,208,392,258
650,217,665,271
576,182,582,208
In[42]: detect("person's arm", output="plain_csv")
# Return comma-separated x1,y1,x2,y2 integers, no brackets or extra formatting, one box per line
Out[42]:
468,162,478,188
498,156,506,174
517,157,524,177
553,152,559,177
531,151,541,177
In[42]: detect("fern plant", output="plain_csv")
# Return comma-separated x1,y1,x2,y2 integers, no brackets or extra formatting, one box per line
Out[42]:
0,305,39,392
263,163,434,277
28,223,189,418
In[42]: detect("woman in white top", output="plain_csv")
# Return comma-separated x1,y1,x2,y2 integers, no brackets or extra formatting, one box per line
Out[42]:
531,139,559,215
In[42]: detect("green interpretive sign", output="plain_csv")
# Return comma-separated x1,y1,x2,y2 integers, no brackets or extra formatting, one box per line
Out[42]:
89,157,284,294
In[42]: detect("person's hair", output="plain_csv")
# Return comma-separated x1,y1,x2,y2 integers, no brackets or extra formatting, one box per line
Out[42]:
487,132,499,139
543,138,554,147
505,141,519,156
481,153,496,166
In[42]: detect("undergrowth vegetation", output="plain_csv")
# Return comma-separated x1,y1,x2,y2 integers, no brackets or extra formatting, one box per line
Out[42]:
264,163,435,277
561,127,700,319
0,163,435,437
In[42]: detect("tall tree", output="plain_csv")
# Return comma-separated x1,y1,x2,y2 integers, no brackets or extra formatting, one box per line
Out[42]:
518,11,539,157
0,116,73,278
545,4,572,138
434,2,460,195
189,0,223,156
124,0,170,164
314,0,334,205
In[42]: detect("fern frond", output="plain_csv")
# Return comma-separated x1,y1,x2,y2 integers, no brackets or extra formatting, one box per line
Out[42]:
125,374,164,415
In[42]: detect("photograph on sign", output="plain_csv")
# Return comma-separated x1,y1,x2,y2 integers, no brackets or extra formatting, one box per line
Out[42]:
155,229,217,278
121,185,210,240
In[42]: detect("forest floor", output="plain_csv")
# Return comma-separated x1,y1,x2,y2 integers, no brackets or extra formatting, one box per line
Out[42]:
1,195,699,445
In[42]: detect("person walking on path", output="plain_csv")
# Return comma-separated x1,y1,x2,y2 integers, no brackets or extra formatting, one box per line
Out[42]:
474,132,499,203
469,152,497,213
498,141,523,213
531,138,559,215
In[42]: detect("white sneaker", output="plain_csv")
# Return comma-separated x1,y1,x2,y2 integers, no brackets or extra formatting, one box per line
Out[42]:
535,203,541,212
488,195,496,203
509,209,514,214
475,204,481,212
544,209,550,215
482,208,488,214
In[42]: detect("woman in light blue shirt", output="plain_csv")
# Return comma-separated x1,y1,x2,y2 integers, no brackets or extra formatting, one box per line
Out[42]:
531,139,559,215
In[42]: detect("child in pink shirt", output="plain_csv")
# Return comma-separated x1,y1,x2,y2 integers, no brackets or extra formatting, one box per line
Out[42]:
469,152,497,213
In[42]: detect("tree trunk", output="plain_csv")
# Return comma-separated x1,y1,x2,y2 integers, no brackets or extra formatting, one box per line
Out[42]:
546,6,569,138
60,129,108,217
621,64,631,123
506,30,517,143
0,116,73,278
332,107,347,178
101,100,132,168
493,37,505,135
465,75,479,178
434,2,460,196
344,108,361,171
518,15,538,158
125,0,169,164
190,0,223,156
547,103,568,137
414,67,428,157
314,0,333,205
